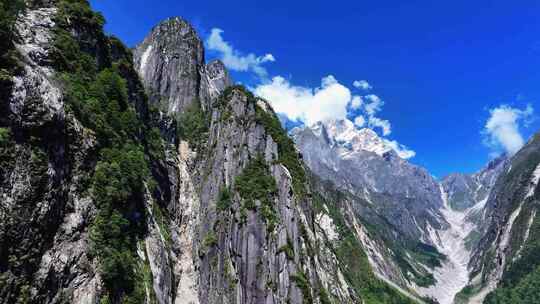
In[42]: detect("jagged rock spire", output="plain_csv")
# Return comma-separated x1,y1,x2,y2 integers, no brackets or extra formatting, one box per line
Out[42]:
134,17,231,115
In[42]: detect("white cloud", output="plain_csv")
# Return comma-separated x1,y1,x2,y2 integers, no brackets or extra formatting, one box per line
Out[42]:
254,75,351,126
350,96,363,110
368,116,392,136
364,94,383,115
353,80,372,90
382,139,416,159
206,28,275,79
483,104,534,156
260,54,275,62
354,115,366,127
255,75,412,158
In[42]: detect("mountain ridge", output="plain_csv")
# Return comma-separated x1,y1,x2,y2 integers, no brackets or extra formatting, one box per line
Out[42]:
1,2,539,304
292,119,513,304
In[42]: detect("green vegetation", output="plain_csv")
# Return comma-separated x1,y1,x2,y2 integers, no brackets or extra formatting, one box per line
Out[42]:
200,231,218,256
318,190,418,304
140,254,157,304
152,202,172,248
277,237,295,260
89,145,150,302
235,156,279,232
460,147,540,302
317,286,332,304
52,0,105,74
464,230,482,251
176,100,209,147
0,0,24,43
254,100,307,198
47,1,167,301
290,270,313,304
0,0,25,97
0,127,9,145
412,242,446,269
217,187,232,211
223,258,238,294
483,203,540,303
454,284,482,304
219,86,307,198
389,242,444,288
146,127,166,160
480,151,540,302
485,265,540,304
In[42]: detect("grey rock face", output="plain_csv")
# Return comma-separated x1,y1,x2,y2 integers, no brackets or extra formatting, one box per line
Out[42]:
132,17,357,304
203,59,232,99
291,120,515,303
441,155,507,211
465,133,540,302
0,4,101,303
133,17,204,114
12,3,536,304
133,17,231,115
2,4,364,304
292,120,446,241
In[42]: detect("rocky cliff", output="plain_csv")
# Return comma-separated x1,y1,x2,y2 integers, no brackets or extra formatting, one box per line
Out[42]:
458,132,540,303
291,120,512,304
3,2,539,304
133,17,231,115
292,120,446,242
0,1,419,304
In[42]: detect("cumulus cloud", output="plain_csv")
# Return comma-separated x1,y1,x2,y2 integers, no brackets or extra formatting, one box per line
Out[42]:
382,139,416,159
254,75,351,126
255,75,412,157
350,96,363,110
354,115,366,127
353,80,372,90
483,104,534,156
364,94,383,116
206,28,275,79
368,116,391,136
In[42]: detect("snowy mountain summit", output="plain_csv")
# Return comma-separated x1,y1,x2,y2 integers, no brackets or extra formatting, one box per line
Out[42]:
309,119,394,157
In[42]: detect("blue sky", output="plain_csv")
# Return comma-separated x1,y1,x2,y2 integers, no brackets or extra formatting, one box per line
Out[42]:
90,0,540,177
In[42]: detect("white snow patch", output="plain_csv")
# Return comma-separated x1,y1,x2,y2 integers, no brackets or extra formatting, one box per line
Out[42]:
469,197,488,213
514,210,536,261
471,164,540,303
526,163,540,199
472,200,526,303
363,187,374,205
321,120,392,156
523,210,536,247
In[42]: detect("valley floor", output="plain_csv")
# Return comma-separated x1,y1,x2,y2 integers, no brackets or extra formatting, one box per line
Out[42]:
417,186,475,304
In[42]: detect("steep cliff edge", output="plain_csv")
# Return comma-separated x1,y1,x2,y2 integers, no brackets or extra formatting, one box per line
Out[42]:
133,17,231,115
292,120,512,304
457,133,540,304
133,16,420,304
5,1,536,303
0,1,419,303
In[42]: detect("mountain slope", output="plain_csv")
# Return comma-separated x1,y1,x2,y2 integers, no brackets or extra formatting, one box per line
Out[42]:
3,2,538,304
459,132,540,303
292,120,510,304
0,2,421,303
292,120,446,242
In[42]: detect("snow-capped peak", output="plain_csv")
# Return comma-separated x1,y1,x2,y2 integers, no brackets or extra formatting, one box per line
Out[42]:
312,119,392,156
